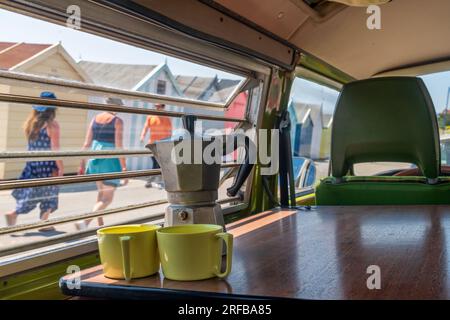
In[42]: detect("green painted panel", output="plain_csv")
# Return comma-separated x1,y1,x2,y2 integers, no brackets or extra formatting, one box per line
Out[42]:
296,193,315,206
300,53,355,84
249,69,295,214
0,253,99,300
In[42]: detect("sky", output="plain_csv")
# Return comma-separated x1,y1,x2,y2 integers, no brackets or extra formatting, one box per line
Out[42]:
291,78,339,115
292,72,450,115
421,72,450,113
0,9,241,80
1,9,450,112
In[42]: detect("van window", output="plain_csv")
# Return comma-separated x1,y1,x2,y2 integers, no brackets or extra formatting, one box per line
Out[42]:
354,71,450,175
287,77,339,191
421,70,450,166
0,9,252,257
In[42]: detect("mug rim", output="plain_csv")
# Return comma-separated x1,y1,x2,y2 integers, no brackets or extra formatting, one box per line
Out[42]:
157,224,223,236
97,224,160,235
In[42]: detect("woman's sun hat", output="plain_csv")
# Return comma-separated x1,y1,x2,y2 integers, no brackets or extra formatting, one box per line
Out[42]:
33,91,57,112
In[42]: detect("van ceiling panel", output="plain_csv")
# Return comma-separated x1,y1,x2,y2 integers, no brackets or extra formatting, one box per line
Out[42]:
215,0,450,79
293,0,450,79
215,0,310,40
132,0,298,69
6,0,449,79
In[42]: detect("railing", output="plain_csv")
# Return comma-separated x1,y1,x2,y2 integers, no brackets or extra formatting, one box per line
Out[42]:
0,169,160,191
0,193,243,257
0,193,242,237
0,198,243,258
0,93,246,122
0,69,248,258
0,163,239,191
0,210,167,258
0,149,152,162
0,70,249,110
0,200,167,236
0,163,240,231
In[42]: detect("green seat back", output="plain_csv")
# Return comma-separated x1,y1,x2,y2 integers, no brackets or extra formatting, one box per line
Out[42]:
316,77,443,205
331,77,440,179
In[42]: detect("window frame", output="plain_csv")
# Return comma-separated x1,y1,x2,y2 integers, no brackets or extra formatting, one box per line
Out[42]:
0,6,272,276
0,59,264,277
290,68,344,198
0,88,256,276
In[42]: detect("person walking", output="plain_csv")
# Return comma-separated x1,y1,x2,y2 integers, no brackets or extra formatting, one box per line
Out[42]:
4,91,63,231
75,107,127,230
140,103,172,188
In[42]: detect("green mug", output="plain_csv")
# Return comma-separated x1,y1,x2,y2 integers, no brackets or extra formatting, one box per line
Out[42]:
157,224,233,281
97,224,160,281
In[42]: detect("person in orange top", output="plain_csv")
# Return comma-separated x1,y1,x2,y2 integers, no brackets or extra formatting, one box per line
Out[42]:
140,104,173,144
140,103,173,188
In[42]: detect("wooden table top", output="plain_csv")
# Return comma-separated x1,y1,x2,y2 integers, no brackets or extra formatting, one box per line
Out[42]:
60,206,450,300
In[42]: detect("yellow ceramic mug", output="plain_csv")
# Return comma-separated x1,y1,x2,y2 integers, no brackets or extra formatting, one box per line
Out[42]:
97,224,160,281
157,224,233,281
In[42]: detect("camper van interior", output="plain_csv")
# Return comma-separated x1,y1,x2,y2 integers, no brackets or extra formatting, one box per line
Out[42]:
1,0,450,305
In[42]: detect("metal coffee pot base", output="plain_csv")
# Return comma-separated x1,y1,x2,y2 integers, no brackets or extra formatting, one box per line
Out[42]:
164,203,225,230
165,203,226,255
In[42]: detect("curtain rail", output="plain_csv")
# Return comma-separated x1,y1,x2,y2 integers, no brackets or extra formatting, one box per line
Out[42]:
0,70,248,111
0,93,245,123
0,163,239,191
0,149,152,161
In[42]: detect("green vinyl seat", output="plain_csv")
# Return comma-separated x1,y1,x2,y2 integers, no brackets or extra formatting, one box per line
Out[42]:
315,77,446,205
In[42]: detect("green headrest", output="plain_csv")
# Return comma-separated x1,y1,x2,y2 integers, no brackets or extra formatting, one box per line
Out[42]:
331,77,440,179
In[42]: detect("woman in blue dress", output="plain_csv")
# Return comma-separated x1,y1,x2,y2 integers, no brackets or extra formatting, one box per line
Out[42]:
5,91,63,229
75,108,127,230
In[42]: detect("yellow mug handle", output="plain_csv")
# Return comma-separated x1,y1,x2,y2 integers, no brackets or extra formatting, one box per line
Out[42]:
120,236,132,281
214,232,233,278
